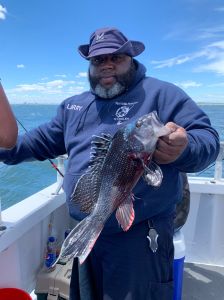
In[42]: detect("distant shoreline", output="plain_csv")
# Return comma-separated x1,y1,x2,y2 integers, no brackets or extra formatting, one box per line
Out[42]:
198,103,224,106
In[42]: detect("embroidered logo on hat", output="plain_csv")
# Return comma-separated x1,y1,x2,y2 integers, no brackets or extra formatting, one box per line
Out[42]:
96,32,105,42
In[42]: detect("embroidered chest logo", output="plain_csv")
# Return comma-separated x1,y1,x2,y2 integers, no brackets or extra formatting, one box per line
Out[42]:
114,101,138,125
115,106,132,118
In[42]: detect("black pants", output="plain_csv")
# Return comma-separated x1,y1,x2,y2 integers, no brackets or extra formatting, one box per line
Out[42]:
69,215,174,300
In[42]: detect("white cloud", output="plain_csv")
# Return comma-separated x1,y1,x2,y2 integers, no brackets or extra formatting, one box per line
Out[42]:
12,80,76,93
151,51,206,69
208,82,224,87
6,78,88,104
0,4,7,20
194,41,224,75
214,7,224,12
151,40,224,76
17,64,25,69
197,26,224,40
15,83,45,92
195,93,224,104
68,86,85,93
76,72,88,78
174,80,202,89
209,40,224,49
55,74,67,78
195,60,224,75
45,80,67,88
76,81,86,86
164,25,224,42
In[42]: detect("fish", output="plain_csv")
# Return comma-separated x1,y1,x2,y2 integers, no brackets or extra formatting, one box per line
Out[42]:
55,111,171,265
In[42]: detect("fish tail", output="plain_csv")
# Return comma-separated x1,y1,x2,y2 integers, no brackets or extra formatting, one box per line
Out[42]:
57,215,104,265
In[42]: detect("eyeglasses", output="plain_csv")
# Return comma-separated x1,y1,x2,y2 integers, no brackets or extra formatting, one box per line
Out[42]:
90,54,128,66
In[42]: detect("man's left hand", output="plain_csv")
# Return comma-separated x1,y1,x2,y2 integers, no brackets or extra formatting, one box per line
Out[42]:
153,122,188,164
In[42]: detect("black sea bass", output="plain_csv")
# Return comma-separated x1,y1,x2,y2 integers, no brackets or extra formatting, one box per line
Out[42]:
57,111,170,264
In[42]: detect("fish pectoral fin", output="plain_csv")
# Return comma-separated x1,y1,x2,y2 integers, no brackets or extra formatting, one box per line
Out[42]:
116,194,135,231
142,161,163,187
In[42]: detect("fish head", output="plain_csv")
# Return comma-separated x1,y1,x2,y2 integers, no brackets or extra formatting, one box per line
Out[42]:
125,111,171,156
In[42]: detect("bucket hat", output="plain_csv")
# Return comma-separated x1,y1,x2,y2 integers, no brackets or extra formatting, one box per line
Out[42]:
78,27,145,59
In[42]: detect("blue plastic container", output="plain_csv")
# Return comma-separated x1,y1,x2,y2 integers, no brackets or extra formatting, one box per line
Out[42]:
45,236,57,268
173,230,185,300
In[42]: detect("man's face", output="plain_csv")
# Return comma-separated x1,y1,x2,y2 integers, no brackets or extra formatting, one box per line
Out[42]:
88,54,135,99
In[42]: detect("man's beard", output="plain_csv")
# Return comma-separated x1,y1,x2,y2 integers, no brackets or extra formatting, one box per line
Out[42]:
89,62,136,99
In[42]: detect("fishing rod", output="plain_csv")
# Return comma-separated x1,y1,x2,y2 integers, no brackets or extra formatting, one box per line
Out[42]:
16,118,64,178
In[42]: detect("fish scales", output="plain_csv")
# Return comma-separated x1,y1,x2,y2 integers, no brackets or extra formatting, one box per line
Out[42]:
96,131,145,215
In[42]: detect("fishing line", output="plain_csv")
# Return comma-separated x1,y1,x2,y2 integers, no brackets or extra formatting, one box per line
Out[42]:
16,118,64,178
196,163,216,176
195,158,224,176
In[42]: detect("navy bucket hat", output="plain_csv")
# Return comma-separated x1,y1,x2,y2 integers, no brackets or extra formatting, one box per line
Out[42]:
78,27,145,60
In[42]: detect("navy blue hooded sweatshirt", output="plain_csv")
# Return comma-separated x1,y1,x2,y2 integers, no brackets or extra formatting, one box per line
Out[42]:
0,61,219,233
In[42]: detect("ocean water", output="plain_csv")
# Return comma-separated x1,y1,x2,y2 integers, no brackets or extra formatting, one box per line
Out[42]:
0,105,58,210
0,104,223,210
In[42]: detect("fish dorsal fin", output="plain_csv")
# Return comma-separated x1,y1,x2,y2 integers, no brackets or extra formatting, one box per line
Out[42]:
89,133,112,170
142,161,163,187
116,194,135,231
70,133,112,214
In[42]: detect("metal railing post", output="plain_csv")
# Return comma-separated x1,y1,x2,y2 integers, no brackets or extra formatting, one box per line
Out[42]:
52,155,67,195
0,197,7,232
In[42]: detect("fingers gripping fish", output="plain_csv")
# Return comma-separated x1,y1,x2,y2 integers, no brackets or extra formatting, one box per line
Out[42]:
55,111,171,265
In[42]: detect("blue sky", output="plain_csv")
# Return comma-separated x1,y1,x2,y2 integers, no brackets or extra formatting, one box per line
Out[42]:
0,0,224,104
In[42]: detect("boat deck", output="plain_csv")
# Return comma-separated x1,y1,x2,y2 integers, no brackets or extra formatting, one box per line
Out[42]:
183,263,224,299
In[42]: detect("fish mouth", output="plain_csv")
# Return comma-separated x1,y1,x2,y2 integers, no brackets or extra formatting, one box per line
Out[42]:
138,152,152,161
128,152,152,162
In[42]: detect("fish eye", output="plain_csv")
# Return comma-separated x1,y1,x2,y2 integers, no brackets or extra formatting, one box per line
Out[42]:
136,120,142,128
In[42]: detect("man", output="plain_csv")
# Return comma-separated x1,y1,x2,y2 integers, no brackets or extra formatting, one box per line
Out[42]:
0,28,219,299
0,81,18,148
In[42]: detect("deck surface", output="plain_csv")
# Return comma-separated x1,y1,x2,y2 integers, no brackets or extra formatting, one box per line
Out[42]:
183,262,224,300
